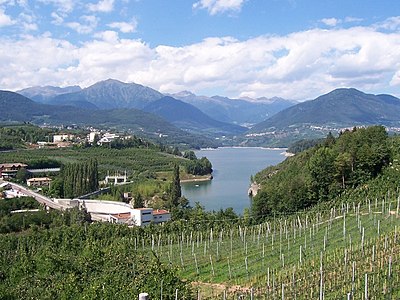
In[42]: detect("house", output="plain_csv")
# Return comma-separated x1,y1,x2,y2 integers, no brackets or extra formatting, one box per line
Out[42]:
27,177,52,187
107,208,171,226
153,209,171,224
131,208,153,226
0,163,28,179
109,212,133,224
53,134,74,143
88,131,100,143
97,133,119,145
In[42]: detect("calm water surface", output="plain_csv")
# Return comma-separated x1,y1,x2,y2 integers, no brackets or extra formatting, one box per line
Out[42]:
181,147,286,214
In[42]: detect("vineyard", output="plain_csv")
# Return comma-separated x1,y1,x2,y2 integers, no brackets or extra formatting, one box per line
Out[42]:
135,192,400,298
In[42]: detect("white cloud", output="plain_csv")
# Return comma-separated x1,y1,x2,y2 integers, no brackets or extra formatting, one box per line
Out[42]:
38,0,75,13
18,12,38,31
107,20,137,33
193,0,245,15
87,0,114,13
51,12,64,25
320,18,340,27
0,8,14,26
1,17,400,100
344,16,363,23
375,16,400,31
94,30,119,43
67,15,98,34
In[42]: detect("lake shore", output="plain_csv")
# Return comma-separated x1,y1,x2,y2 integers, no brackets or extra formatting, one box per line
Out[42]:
180,175,213,183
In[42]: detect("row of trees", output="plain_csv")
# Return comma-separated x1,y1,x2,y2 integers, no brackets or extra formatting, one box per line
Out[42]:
252,126,393,222
62,158,99,198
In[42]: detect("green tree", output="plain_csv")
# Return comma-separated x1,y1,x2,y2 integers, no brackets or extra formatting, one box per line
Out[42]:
335,152,352,189
183,150,197,160
308,147,336,202
169,164,181,208
133,192,144,208
15,168,29,183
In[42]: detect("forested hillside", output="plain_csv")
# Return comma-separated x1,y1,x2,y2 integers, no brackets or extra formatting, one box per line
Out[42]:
251,126,395,221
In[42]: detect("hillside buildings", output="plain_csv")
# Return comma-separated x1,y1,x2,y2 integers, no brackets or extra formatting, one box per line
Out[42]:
0,163,27,179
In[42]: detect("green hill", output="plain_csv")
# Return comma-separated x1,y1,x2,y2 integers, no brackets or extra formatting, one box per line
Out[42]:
251,126,392,221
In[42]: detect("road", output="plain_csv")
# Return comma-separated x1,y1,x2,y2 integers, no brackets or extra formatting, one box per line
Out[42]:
2,180,63,210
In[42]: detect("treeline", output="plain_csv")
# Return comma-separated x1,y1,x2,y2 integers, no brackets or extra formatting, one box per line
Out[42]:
252,126,393,222
0,221,192,299
0,124,53,150
287,137,323,154
183,150,213,175
62,159,99,198
0,197,91,233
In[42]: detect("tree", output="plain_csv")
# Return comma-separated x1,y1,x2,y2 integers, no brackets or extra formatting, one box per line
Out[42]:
133,192,144,208
15,168,29,183
169,164,181,208
62,159,99,198
308,147,336,202
183,150,197,160
335,152,352,189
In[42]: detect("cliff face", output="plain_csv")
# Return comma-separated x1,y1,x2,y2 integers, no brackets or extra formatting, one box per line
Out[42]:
248,182,260,197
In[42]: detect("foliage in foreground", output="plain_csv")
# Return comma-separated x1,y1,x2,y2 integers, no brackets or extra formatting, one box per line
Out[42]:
0,222,192,300
252,126,393,222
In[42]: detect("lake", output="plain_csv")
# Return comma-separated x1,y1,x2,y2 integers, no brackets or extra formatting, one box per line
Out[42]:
181,147,286,214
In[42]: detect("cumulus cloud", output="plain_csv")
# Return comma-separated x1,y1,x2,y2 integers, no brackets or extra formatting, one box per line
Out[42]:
0,8,14,26
1,18,400,100
67,15,98,34
107,20,137,33
193,0,245,15
87,0,114,13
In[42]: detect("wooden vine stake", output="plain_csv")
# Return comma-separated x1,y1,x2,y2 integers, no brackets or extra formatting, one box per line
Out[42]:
319,252,324,300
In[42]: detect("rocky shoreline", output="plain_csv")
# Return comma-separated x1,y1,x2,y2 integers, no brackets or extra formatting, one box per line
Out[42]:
248,182,260,197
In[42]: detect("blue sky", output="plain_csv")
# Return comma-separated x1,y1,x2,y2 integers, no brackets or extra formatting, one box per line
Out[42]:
1,0,400,100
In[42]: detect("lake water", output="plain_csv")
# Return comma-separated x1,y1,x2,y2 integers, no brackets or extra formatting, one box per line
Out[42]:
181,147,286,214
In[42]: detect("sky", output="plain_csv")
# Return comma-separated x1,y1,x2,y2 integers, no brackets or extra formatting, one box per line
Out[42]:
0,0,400,100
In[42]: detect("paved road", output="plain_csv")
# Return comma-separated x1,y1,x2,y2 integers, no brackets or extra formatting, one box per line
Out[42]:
3,181,63,210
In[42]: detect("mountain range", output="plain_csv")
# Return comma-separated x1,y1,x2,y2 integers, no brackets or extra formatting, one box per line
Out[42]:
0,90,218,148
250,88,400,132
8,79,400,147
170,91,295,125
18,79,295,128
143,96,246,135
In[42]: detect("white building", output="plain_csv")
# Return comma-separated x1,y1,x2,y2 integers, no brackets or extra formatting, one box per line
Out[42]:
53,134,74,143
88,132,100,143
131,208,153,226
153,209,172,224
98,133,119,145
27,177,52,187
67,199,171,227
